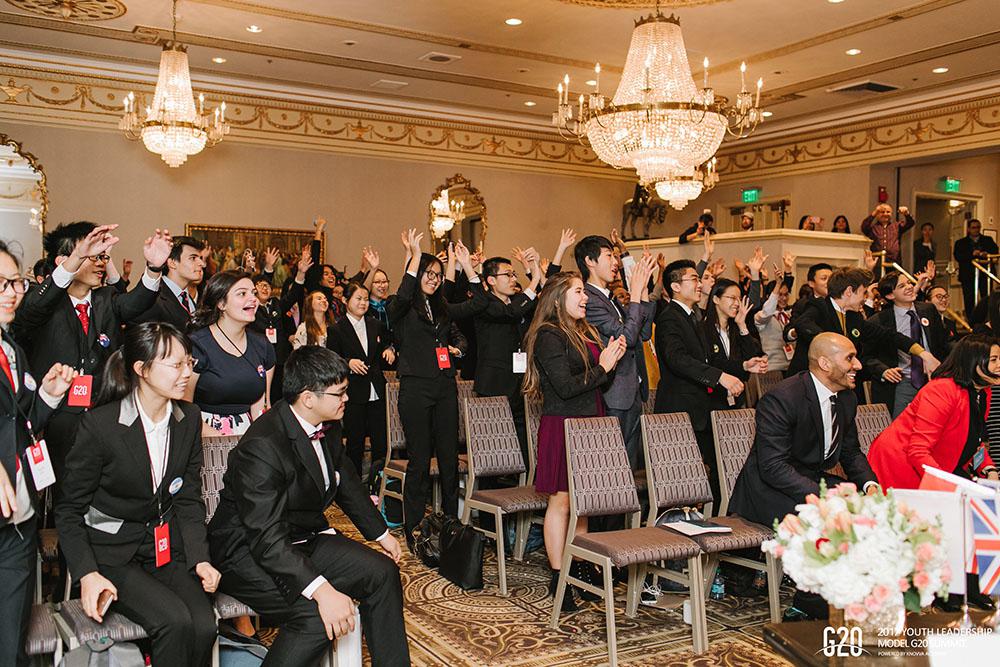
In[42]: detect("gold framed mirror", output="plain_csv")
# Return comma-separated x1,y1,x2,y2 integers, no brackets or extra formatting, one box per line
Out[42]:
427,174,487,253
0,133,47,268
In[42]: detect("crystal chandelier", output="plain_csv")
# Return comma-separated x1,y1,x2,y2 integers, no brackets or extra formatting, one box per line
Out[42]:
120,0,228,167
553,9,763,209
429,189,466,239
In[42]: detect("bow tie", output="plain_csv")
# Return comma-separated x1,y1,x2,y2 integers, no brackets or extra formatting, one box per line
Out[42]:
309,423,335,441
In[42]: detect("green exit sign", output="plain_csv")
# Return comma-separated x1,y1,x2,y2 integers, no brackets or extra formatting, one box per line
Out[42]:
941,177,962,193
742,187,761,204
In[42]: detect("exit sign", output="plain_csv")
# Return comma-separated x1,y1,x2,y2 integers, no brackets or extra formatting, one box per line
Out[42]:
941,177,962,193
742,187,761,204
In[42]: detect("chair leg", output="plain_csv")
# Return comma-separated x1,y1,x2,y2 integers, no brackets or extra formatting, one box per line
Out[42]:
36,553,43,604
211,637,220,667
494,510,508,597
432,480,441,513
766,553,782,624
702,553,719,601
460,498,472,525
687,556,708,654
625,564,641,618
549,548,574,628
513,512,529,562
602,558,619,667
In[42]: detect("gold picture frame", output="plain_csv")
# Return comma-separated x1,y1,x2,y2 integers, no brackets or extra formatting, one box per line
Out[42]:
185,223,324,284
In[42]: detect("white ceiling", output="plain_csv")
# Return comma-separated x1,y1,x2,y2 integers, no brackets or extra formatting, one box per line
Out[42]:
1,0,999,130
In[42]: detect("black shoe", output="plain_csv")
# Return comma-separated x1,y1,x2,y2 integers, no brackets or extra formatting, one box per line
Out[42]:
782,606,815,623
934,596,963,613
968,590,997,611
550,571,578,612
403,529,415,554
570,561,602,601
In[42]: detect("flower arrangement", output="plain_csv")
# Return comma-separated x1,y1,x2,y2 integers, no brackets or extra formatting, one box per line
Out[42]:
761,481,951,625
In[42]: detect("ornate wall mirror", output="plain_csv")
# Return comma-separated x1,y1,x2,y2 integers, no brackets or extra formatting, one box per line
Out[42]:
0,133,47,270
428,174,487,253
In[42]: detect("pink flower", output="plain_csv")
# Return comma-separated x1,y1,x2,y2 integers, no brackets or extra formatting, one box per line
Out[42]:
833,513,852,533
872,584,891,603
853,516,876,528
941,565,952,584
845,603,868,622
773,545,785,558
916,543,935,562
839,542,850,554
806,494,820,505
864,594,882,613
899,578,910,592
913,572,931,590
837,482,858,494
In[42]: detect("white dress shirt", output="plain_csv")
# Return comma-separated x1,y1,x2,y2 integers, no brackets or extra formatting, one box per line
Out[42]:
809,373,877,493
135,394,172,492
346,313,379,401
163,275,196,311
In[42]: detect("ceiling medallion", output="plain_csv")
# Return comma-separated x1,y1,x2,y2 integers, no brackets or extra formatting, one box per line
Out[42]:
4,0,126,21
555,1,731,7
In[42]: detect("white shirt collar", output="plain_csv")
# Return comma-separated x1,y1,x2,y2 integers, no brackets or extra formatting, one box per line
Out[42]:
135,392,172,433
893,303,915,315
830,298,844,314
69,292,92,308
346,312,365,327
675,300,694,316
809,372,837,405
588,281,611,299
290,404,323,439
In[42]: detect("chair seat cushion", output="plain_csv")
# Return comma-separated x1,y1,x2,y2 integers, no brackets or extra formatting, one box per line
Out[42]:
38,528,59,561
471,486,548,513
58,600,148,644
215,592,256,620
679,516,774,552
386,454,468,476
25,605,59,656
572,527,701,567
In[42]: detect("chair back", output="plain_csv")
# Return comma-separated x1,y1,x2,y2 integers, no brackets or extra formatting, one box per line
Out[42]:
564,417,640,518
464,397,526,483
200,435,242,522
457,379,475,442
641,414,713,519
383,370,397,384
642,387,657,415
524,394,542,484
710,409,756,516
856,403,891,456
749,370,784,407
386,381,405,453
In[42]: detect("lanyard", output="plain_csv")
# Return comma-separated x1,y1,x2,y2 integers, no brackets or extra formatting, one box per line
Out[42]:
147,421,170,521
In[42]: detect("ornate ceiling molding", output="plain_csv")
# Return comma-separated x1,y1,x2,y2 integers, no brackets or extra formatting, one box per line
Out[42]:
4,0,125,21
554,1,729,6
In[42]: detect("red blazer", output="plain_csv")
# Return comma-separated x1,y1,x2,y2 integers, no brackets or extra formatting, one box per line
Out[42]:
868,378,995,489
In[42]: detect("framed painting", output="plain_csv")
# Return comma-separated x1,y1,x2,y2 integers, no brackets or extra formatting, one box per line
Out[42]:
185,223,323,286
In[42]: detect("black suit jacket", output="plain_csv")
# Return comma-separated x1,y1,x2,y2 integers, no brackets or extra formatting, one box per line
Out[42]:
954,235,998,283
13,276,158,407
207,401,387,604
785,297,917,377
54,397,209,577
133,282,192,331
653,301,723,431
862,302,947,407
326,315,390,405
703,320,763,411
251,279,306,364
532,327,610,417
387,273,468,379
728,372,877,526
469,287,536,397
0,331,57,528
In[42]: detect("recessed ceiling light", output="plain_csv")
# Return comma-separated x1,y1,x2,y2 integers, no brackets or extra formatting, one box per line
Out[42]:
505,18,522,26
211,57,226,64
845,48,861,56
932,66,949,74
828,0,845,3
246,24,262,33
523,101,536,107
585,79,597,86
761,110,773,117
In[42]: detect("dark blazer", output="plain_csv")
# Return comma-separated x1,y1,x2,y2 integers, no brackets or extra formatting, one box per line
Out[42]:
326,315,390,405
653,300,723,431
912,240,936,273
678,223,717,244
862,302,948,407
584,284,654,410
533,326,610,417
728,372,877,527
387,273,468,379
470,286,536,397
207,401,387,604
0,331,57,528
54,397,209,578
703,319,764,411
133,282,192,331
13,277,158,406
953,234,998,284
252,278,306,363
785,297,917,377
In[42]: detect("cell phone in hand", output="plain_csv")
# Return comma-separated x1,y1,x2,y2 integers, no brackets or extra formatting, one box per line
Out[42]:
98,589,114,617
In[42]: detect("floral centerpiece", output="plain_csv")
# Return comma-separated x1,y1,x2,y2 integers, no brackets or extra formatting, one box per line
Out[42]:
761,481,951,633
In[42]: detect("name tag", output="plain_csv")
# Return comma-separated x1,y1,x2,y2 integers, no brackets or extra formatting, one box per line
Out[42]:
783,343,795,361
26,438,55,490
67,375,93,408
265,327,278,344
154,522,171,567
512,352,527,374
974,444,986,471
435,346,451,370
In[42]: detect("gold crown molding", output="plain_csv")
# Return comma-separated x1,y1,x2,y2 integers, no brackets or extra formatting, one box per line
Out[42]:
715,94,1000,180
554,0,727,6
0,131,47,233
4,0,125,21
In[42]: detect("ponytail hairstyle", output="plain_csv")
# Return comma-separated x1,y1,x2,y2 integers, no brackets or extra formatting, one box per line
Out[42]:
304,290,335,345
96,322,191,407
189,270,251,331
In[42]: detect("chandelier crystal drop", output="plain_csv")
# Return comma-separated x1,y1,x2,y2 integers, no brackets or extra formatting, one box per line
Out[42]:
429,188,466,239
119,0,229,167
553,10,762,209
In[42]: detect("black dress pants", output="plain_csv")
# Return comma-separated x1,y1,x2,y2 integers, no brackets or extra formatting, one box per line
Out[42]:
101,549,217,667
217,533,409,667
398,375,459,534
343,398,387,487
0,518,36,667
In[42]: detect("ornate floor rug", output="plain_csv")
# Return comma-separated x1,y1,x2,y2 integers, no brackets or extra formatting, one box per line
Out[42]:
256,507,794,666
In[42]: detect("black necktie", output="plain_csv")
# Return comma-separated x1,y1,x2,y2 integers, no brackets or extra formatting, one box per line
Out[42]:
179,291,192,314
906,310,926,388
829,395,841,456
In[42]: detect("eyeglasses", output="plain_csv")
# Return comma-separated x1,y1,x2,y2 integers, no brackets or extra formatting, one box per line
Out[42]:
154,357,195,371
493,271,517,279
372,279,390,286
423,270,442,282
0,277,31,294
679,276,702,284
316,390,347,399
84,254,111,263
719,294,741,301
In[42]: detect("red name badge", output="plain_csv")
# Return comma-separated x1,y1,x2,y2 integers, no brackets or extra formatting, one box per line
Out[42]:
67,375,93,408
435,346,451,370
154,522,171,567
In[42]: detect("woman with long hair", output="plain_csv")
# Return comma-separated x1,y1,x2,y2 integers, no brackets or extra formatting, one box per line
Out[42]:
328,282,395,485
704,278,768,410
55,322,220,666
388,229,467,549
523,272,626,611
368,268,393,331
186,270,274,436
293,290,334,349
831,215,851,233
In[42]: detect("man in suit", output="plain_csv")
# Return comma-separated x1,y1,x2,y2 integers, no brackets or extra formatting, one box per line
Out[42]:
928,285,964,346
784,267,940,382
208,346,408,666
789,262,832,320
654,259,744,504
953,218,998,321
12,222,170,480
0,240,74,667
729,333,880,620
577,235,657,470
254,246,312,403
134,235,206,330
864,271,948,417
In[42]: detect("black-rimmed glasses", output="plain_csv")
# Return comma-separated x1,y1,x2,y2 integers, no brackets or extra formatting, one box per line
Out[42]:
0,277,31,294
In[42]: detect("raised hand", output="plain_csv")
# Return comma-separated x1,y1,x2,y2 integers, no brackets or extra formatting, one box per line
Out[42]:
41,363,76,400
511,246,526,266
783,250,796,274
735,295,752,328
539,257,551,275
708,258,727,278
297,246,314,275
363,247,380,272
243,249,256,272
863,250,877,271
263,247,280,272
142,228,173,269
454,240,472,268
74,224,120,260
746,246,768,278
405,228,423,256
558,228,577,252
702,230,715,261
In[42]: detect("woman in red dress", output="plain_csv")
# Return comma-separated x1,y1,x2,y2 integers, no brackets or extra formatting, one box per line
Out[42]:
868,334,1000,489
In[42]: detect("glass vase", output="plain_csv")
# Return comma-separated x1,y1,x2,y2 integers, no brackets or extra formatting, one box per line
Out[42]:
829,597,906,644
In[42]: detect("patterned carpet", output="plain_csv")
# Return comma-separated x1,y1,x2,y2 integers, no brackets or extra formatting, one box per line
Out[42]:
257,507,794,667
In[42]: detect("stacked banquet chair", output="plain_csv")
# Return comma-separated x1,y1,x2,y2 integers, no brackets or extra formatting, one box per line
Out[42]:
460,397,547,595
552,417,706,665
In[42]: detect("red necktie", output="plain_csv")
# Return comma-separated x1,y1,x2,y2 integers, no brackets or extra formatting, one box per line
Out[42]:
0,344,13,389
75,303,90,335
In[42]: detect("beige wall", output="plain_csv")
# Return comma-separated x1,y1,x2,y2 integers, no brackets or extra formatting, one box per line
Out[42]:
2,121,634,275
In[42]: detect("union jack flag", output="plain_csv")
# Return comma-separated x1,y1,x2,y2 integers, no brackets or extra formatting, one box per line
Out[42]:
970,496,1000,594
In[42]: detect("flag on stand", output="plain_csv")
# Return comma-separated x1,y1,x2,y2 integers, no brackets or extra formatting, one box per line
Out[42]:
970,495,1000,595
919,466,993,575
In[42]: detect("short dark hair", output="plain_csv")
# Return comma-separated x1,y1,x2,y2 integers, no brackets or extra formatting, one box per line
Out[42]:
251,273,271,286
698,212,714,225
0,239,21,270
929,285,948,297
807,263,833,283
189,270,252,330
343,281,368,302
877,271,905,300
932,333,999,389
969,218,982,229
574,235,614,280
167,235,205,263
828,267,873,299
43,221,96,263
664,258,697,297
921,222,934,230
283,346,349,403
481,256,511,282
32,257,51,279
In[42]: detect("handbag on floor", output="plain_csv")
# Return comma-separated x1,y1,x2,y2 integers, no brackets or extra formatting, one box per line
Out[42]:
59,637,144,667
413,512,446,568
439,517,484,590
